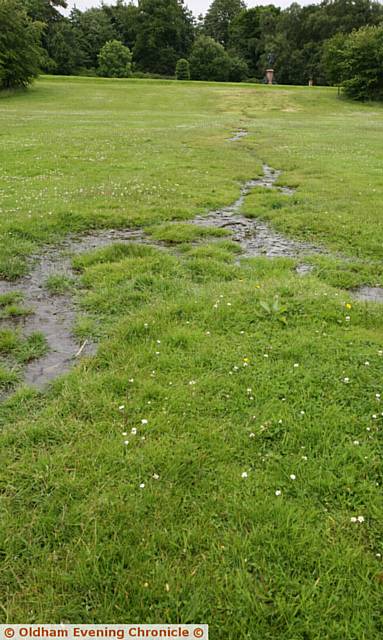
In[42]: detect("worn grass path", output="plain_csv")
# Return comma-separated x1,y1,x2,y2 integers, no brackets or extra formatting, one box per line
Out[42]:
0,77,383,638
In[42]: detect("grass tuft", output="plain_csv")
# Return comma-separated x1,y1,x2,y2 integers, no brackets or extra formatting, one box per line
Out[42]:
147,223,230,244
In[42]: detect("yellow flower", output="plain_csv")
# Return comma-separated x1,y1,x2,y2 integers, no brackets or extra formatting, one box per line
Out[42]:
345,303,352,309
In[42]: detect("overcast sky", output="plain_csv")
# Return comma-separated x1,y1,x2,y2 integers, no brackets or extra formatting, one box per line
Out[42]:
63,0,316,17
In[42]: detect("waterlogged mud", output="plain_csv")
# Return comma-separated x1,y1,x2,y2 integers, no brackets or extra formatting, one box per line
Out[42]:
192,164,321,258
1,163,368,397
0,229,162,394
351,286,383,303
228,129,248,142
296,264,314,276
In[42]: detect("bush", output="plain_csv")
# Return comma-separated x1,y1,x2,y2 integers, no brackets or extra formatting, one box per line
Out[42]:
176,58,190,80
97,40,132,78
342,25,383,101
189,36,230,81
323,25,383,101
131,71,175,80
189,35,247,82
0,0,42,90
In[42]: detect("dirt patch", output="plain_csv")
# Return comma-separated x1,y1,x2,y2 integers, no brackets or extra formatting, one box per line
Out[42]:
351,286,383,303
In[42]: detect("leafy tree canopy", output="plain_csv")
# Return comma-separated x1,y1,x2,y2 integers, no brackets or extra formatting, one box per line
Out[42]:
24,0,67,23
5,0,383,91
98,39,132,77
0,0,42,89
189,34,247,81
323,24,383,100
133,0,195,75
204,0,246,46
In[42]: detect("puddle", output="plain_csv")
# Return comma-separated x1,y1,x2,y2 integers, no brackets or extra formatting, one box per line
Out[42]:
192,164,323,258
351,286,383,302
0,229,162,395
296,264,314,276
0,164,325,397
228,130,248,142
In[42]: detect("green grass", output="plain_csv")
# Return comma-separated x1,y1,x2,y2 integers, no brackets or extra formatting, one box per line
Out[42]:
0,365,19,389
0,304,31,319
45,274,76,295
0,292,23,306
0,77,383,637
0,329,47,392
307,255,383,289
0,292,31,319
0,328,48,364
147,222,230,243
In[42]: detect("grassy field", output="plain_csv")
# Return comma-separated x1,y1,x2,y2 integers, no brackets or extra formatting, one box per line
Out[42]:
1,76,383,638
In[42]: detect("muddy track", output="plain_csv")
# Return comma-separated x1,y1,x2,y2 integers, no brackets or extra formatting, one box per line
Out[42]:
0,230,164,394
192,164,318,258
0,162,381,397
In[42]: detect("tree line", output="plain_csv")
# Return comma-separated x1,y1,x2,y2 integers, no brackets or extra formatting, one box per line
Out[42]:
1,0,382,100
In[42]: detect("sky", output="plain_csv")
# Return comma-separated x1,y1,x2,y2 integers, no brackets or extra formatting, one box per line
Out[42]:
63,0,316,17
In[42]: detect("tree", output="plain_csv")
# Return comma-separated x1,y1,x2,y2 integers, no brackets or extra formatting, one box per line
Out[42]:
229,6,280,76
98,39,132,78
323,25,383,100
24,0,74,75
319,0,383,36
227,50,248,81
24,0,67,23
321,32,348,85
71,7,116,68
0,0,42,89
101,1,139,51
189,35,230,80
133,0,195,75
45,20,85,75
189,34,247,81
176,58,190,79
227,0,383,85
204,0,246,47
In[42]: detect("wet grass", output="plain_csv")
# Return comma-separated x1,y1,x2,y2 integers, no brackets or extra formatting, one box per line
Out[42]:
45,274,76,295
307,255,383,289
0,292,23,306
0,292,31,319
0,329,48,392
0,365,19,389
0,304,31,319
0,329,48,364
0,77,383,636
147,222,230,243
